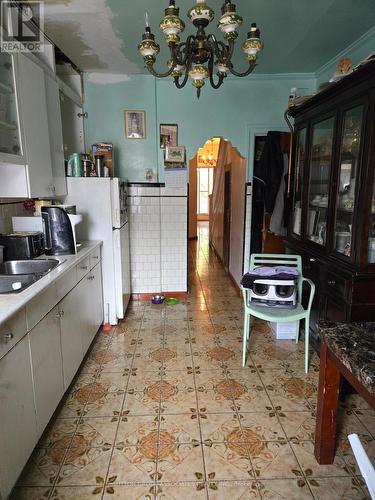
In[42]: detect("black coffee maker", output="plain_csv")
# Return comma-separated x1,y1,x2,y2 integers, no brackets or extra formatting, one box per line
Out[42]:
41,206,75,255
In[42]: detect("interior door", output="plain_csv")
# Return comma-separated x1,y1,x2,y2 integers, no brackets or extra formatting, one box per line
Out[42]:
223,169,231,269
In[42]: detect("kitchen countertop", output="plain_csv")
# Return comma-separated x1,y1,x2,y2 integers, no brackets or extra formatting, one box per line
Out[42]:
317,321,375,394
0,241,102,325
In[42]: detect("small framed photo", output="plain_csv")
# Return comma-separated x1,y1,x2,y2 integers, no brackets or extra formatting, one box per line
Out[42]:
165,145,185,163
160,123,178,149
125,110,146,139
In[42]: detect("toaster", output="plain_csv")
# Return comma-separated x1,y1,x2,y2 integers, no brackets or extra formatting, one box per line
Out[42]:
0,232,44,260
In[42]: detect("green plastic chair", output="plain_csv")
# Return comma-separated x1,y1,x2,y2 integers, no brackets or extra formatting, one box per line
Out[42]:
242,254,315,373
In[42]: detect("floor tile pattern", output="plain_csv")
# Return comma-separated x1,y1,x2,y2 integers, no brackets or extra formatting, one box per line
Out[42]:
12,223,373,499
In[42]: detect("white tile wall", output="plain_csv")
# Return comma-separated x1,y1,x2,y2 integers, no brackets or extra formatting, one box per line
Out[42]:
128,185,187,294
243,184,252,274
0,201,30,234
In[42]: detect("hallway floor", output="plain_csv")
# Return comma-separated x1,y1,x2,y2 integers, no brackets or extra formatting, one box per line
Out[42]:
13,223,373,499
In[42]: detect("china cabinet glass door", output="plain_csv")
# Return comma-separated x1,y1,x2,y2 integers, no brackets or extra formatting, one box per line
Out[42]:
369,161,375,264
291,128,306,236
334,106,363,258
307,117,335,245
0,51,22,156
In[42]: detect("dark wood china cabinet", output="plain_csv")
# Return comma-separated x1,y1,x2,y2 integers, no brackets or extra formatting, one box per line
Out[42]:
286,60,375,348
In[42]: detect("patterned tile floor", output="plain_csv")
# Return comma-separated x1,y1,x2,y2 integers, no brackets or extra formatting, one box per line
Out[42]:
12,222,374,500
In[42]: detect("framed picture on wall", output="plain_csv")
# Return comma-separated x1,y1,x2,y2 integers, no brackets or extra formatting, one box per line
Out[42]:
160,123,178,149
125,110,146,139
165,145,185,163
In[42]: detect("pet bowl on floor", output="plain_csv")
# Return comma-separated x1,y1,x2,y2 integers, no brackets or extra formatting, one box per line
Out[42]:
151,295,165,305
164,297,179,305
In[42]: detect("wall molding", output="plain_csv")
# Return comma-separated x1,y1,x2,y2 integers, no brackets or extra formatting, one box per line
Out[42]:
315,25,375,80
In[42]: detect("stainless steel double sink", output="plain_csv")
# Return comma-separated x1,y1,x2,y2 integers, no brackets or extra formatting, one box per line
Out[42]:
0,259,60,294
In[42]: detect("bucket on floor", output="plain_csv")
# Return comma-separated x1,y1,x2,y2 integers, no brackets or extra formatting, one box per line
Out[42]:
268,321,298,340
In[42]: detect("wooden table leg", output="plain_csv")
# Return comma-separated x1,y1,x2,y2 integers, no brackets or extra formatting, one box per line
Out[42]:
314,342,341,464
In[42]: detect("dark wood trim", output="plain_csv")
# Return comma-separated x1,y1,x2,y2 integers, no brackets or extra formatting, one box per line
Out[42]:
131,292,188,301
314,343,341,464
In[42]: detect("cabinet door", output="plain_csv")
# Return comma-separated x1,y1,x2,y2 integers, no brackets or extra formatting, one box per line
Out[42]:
0,51,23,162
59,285,85,390
28,306,64,437
81,265,102,354
17,53,53,198
334,105,364,259
45,74,67,197
306,116,335,246
0,337,38,499
291,128,307,236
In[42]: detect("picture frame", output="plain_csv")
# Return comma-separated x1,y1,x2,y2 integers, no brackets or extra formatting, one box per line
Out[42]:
125,110,146,139
165,146,185,163
160,123,178,149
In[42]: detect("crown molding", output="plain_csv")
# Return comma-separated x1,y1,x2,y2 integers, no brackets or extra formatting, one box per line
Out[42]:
315,26,375,79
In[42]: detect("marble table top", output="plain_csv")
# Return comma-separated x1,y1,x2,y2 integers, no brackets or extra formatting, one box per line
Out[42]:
317,322,375,395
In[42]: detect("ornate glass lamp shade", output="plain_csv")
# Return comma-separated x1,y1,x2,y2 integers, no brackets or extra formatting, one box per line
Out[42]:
188,0,214,23
168,59,186,77
242,23,263,61
216,62,229,75
160,3,185,44
217,2,242,38
138,31,160,61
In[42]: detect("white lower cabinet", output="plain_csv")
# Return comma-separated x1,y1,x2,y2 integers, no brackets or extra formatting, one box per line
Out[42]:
59,279,88,389
0,336,38,499
0,249,103,498
81,264,103,354
28,306,64,438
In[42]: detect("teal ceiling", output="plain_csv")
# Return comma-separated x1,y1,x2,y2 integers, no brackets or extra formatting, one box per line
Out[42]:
44,0,375,75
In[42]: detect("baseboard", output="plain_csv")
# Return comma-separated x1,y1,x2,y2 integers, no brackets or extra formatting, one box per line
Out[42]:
131,291,189,301
228,271,242,297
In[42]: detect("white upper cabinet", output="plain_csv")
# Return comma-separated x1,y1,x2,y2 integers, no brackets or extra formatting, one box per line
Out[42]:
45,74,67,196
0,51,68,198
16,53,54,198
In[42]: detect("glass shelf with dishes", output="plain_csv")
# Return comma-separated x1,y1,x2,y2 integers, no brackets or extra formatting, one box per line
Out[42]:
0,51,22,157
306,117,334,245
334,106,363,258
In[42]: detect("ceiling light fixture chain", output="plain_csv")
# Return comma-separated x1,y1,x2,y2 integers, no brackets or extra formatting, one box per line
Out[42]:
138,0,263,98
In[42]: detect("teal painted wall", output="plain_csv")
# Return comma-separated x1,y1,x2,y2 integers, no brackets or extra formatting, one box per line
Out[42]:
84,73,315,182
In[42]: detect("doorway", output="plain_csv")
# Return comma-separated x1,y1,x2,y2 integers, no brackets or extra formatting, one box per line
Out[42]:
197,167,214,221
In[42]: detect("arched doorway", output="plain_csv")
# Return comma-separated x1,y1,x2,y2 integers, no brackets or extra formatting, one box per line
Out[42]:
189,138,247,287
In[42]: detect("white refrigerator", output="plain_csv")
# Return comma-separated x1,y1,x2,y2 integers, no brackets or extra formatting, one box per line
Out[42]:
65,177,131,325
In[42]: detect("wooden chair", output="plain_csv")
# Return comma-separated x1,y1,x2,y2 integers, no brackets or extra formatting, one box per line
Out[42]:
241,253,315,373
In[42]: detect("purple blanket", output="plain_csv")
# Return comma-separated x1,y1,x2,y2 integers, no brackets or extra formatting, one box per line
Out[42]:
241,266,299,289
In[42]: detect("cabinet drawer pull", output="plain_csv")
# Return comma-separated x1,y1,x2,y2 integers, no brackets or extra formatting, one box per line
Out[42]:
3,332,14,343
92,255,99,260
328,280,336,286
80,265,88,271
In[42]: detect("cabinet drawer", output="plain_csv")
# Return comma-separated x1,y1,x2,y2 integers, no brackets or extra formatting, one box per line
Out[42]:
26,283,58,330
325,272,349,300
89,247,101,270
0,308,27,359
56,266,77,301
76,256,90,281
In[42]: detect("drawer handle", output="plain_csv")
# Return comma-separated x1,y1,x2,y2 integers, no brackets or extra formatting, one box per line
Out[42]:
328,280,336,286
92,255,99,260
80,265,88,270
4,332,14,343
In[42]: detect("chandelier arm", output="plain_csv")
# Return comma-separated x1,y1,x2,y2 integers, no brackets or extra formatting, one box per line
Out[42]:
229,61,256,77
173,57,192,89
207,35,224,63
207,52,225,89
145,46,178,78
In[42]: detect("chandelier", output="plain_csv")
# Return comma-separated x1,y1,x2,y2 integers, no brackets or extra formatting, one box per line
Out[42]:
198,139,217,166
138,0,263,98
